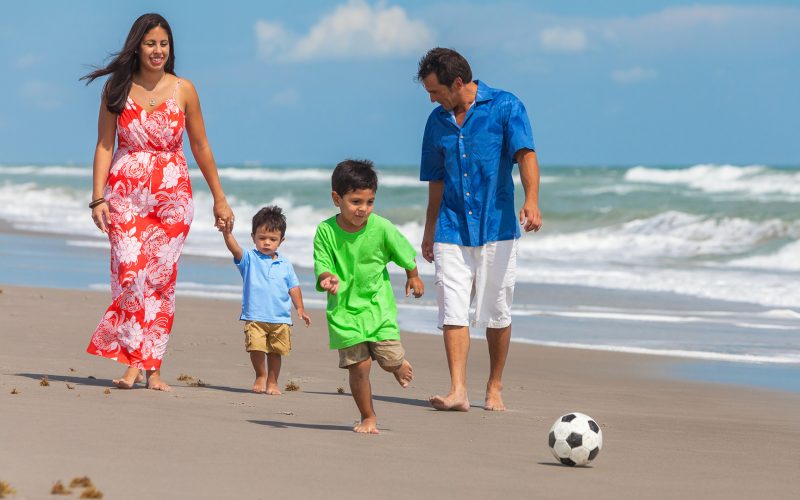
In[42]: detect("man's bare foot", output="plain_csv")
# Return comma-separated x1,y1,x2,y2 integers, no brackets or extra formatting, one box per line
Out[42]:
429,391,470,411
484,386,506,411
392,360,413,388
112,367,141,389
265,383,282,395
146,373,172,392
252,376,267,394
353,417,380,434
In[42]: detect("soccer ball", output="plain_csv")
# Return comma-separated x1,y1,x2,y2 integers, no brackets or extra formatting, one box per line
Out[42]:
548,412,603,466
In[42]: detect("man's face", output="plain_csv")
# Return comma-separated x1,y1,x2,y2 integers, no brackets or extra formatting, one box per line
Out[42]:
422,73,461,111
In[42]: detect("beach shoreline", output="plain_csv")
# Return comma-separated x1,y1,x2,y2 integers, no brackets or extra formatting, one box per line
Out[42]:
1,285,799,499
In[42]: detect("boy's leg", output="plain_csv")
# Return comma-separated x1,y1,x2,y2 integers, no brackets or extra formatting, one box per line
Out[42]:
373,340,413,388
266,353,282,395
250,351,267,393
348,358,379,434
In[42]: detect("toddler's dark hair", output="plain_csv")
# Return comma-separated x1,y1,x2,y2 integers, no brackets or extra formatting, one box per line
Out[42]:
331,159,378,197
251,205,287,237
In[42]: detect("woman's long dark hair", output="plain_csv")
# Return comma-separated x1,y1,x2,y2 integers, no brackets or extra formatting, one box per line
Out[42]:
81,13,176,114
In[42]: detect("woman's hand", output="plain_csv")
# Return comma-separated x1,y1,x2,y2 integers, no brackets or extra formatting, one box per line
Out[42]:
213,199,234,230
91,202,111,234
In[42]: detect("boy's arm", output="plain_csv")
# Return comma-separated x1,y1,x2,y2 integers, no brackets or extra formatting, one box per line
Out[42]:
404,262,424,298
221,227,244,261
288,286,311,326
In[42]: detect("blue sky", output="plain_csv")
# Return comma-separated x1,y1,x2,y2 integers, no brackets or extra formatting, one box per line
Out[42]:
1,0,798,167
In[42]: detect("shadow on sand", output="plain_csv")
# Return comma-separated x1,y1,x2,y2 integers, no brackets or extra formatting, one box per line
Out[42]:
304,390,431,408
248,420,355,432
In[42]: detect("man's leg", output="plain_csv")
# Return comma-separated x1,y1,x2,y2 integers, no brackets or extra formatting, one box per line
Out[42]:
485,325,511,411
429,325,471,411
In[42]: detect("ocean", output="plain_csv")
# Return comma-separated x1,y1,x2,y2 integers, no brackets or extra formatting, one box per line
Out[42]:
1,163,799,390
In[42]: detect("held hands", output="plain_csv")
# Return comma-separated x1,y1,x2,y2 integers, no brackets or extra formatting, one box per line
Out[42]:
320,274,340,295
213,199,235,231
520,204,543,233
406,276,425,298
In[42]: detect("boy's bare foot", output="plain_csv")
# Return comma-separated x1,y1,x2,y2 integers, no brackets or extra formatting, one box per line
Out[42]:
265,383,282,395
112,367,141,389
392,360,413,388
353,417,380,434
484,384,506,411
252,376,267,394
429,391,470,411
146,373,172,392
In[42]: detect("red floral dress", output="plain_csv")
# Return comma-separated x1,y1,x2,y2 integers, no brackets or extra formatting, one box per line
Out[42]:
87,81,194,370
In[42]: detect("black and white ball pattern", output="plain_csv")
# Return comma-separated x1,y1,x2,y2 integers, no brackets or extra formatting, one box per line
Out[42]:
548,412,603,466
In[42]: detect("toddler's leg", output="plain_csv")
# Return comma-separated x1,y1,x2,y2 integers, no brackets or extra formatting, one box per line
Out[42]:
266,353,282,395
250,351,267,393
348,358,379,434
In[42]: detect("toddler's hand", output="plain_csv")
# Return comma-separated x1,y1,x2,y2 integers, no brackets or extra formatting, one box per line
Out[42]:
320,275,340,295
297,309,311,327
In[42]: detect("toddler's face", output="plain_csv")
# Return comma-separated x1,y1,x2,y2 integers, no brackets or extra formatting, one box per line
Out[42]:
333,188,375,232
251,226,283,257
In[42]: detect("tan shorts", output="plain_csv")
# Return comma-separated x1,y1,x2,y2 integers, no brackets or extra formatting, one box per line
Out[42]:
338,340,405,369
244,321,291,356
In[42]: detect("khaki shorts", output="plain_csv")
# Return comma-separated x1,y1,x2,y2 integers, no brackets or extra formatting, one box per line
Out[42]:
338,340,405,369
244,321,291,356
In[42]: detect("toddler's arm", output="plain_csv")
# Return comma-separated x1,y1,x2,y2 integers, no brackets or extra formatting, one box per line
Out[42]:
218,220,243,261
318,272,340,295
405,263,424,298
288,286,311,326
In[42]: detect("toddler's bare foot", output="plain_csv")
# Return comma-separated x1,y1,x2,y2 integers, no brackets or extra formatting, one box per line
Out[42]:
353,416,380,434
429,391,470,411
484,384,506,411
265,383,282,395
392,360,413,388
146,373,172,392
112,367,141,389
252,376,267,394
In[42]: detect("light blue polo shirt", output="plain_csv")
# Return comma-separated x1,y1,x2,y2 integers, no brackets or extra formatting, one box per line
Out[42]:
235,249,300,324
420,80,535,247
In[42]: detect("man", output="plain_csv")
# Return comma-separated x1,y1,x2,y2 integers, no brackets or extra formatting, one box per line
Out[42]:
418,47,542,411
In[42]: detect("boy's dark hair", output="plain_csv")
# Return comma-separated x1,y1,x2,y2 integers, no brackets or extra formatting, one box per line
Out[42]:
416,47,472,87
251,205,287,237
331,159,378,197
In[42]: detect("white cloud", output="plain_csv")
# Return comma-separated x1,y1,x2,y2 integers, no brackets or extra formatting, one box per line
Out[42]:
539,27,587,53
611,67,657,84
19,80,63,110
255,0,433,62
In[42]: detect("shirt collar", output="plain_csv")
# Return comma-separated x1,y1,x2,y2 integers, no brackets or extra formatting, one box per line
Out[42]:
437,80,495,117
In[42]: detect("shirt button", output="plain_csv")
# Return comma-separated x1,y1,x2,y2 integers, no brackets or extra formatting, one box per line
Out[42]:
468,211,473,215
464,173,468,177
460,135,464,139
466,192,470,196
462,154,467,158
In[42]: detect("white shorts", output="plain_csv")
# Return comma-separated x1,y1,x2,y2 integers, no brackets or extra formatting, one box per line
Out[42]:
433,240,518,329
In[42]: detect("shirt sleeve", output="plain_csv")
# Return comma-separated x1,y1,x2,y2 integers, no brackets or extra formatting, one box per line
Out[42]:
313,224,335,292
504,96,535,162
383,219,417,271
420,113,445,181
235,249,249,277
285,261,300,290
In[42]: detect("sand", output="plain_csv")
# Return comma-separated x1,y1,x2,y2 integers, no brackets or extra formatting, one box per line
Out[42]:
1,285,799,499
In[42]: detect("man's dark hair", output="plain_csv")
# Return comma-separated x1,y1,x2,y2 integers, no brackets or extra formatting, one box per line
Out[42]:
416,47,472,87
331,159,378,197
251,205,287,237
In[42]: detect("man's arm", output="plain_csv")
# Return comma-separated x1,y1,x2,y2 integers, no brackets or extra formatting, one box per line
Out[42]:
516,149,542,233
422,180,444,262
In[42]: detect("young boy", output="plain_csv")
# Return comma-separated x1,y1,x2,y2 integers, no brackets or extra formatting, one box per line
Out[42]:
314,159,424,434
219,206,311,395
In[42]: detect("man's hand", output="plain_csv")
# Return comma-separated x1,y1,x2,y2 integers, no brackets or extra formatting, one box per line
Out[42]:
406,276,425,298
520,204,542,233
319,274,340,295
421,239,435,263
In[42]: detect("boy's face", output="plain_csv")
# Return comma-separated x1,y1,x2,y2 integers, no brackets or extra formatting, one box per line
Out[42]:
332,188,375,232
251,226,283,257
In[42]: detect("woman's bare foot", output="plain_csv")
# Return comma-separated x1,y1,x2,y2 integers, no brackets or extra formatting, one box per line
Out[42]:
135,370,145,384
429,390,470,411
112,367,141,389
265,383,282,395
484,384,506,411
353,416,379,434
392,360,413,388
146,371,172,392
252,376,267,393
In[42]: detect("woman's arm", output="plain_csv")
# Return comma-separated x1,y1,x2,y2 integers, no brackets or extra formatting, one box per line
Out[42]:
181,78,234,229
91,100,117,233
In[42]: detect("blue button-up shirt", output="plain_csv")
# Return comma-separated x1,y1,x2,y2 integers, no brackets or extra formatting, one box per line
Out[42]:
420,81,535,247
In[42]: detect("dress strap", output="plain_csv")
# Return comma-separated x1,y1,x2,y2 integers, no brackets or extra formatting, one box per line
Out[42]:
171,79,182,99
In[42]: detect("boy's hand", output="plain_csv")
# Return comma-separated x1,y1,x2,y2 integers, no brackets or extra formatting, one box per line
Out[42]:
297,308,311,327
406,276,424,298
320,275,340,295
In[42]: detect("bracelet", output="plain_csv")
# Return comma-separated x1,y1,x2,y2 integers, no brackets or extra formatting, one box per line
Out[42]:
89,197,107,209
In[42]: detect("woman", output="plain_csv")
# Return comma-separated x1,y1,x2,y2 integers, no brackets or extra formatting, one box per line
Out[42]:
82,13,233,391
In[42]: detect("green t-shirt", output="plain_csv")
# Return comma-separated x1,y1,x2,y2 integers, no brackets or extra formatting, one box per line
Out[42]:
313,213,417,350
